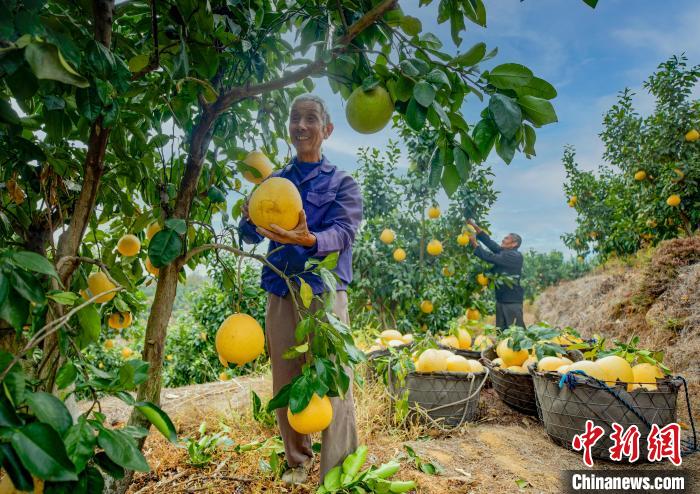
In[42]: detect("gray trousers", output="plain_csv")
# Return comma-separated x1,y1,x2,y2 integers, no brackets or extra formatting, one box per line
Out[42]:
495,302,525,331
266,290,358,479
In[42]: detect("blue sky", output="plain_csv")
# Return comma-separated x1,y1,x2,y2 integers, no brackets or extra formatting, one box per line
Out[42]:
304,0,700,254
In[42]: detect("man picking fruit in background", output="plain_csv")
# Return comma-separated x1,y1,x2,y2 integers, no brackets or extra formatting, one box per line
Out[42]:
238,94,363,485
467,219,525,331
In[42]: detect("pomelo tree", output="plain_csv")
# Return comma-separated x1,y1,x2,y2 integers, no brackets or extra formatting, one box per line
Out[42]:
1,0,595,491
562,56,700,259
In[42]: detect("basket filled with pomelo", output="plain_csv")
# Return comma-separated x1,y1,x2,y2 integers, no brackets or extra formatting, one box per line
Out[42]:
363,330,415,382
481,324,584,416
387,347,489,429
531,338,698,462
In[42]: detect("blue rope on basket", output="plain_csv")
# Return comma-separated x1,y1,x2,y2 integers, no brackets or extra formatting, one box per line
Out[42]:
556,370,698,456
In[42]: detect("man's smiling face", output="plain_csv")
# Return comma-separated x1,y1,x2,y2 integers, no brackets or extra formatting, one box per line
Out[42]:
289,100,333,162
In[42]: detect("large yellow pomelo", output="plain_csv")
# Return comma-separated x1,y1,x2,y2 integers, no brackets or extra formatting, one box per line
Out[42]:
568,196,577,207
287,393,333,434
393,248,406,262
380,228,395,244
242,150,273,184
249,177,303,231
416,349,448,373
666,194,681,207
595,355,634,386
537,356,565,372
380,329,403,345
446,355,471,373
215,313,265,367
634,170,646,181
456,328,472,349
629,363,665,391
87,271,116,303
108,311,133,330
466,308,480,321
117,234,141,257
522,356,538,369
568,360,606,381
440,335,460,349
685,129,699,142
457,233,469,246
428,206,440,219
345,86,394,134
426,239,443,256
146,222,162,240
476,273,489,287
420,300,433,314
556,364,571,374
496,338,528,367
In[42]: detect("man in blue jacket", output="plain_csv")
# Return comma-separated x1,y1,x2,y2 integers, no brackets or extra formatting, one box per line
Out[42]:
467,220,525,331
239,94,362,485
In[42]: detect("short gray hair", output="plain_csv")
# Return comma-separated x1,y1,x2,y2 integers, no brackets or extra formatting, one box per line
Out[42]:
291,93,332,126
509,233,522,248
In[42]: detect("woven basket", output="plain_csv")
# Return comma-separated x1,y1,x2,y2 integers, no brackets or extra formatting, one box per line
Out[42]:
481,347,582,416
438,344,494,389
532,369,698,462
388,367,488,429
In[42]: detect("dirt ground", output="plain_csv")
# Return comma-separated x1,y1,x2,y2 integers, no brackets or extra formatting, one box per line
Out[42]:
86,372,700,494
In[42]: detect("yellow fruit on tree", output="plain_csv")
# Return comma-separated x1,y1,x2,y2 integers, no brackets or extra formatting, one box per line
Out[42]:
568,360,606,381
287,393,333,434
666,194,681,207
496,338,528,367
104,339,114,350
537,356,565,372
440,335,460,349
457,233,469,246
108,311,133,330
117,234,141,257
87,271,117,303
249,177,303,231
596,355,634,386
426,239,443,256
145,258,159,276
634,170,646,181
446,355,471,373
380,228,395,244
166,354,174,361
121,347,134,359
428,206,440,219
380,329,403,346
146,222,162,240
629,363,665,391
419,300,433,314
476,273,488,287
242,150,273,184
685,129,700,142
568,196,577,207
215,313,265,367
456,328,472,350
393,248,406,262
416,349,448,373
345,86,394,134
466,308,481,321
472,334,493,351
465,224,477,235
219,371,231,381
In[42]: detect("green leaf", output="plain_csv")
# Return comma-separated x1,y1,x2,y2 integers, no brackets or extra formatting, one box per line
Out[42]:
93,451,124,479
450,42,486,67
134,402,178,443
405,97,427,131
118,359,149,389
0,395,21,427
413,81,436,107
399,16,422,36
48,291,79,305
514,77,557,100
26,392,72,437
399,60,419,77
56,362,78,390
76,87,103,122
97,427,150,472
0,288,29,331
472,118,498,160
441,164,460,197
582,0,598,7
426,69,450,89
164,218,187,235
148,230,183,268
299,280,313,308
11,423,78,481
0,99,20,125
267,381,293,411
489,94,522,139
523,123,537,156
9,251,58,280
76,304,100,349
128,54,149,73
453,145,470,180
64,417,96,474
10,269,45,304
207,185,226,203
295,319,314,344
0,444,33,492
0,272,8,307
289,375,314,414
518,95,558,126
495,135,517,164
24,42,89,88
488,63,533,90
318,251,339,270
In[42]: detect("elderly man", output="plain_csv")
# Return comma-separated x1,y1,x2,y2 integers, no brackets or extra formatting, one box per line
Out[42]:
467,220,525,331
238,94,362,485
